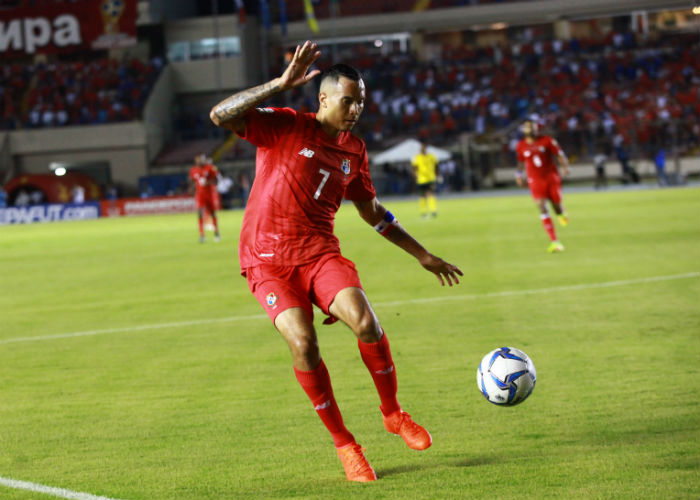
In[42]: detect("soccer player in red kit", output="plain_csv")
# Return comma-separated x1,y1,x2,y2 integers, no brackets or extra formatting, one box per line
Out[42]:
189,153,221,243
515,119,570,253
210,41,463,482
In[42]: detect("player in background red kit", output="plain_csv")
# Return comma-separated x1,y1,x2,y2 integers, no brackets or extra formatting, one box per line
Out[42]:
188,153,221,243
210,41,462,482
515,119,570,253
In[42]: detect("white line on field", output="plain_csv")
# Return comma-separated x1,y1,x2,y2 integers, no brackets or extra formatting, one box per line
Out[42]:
375,271,700,307
1,272,697,346
0,314,268,344
0,476,125,500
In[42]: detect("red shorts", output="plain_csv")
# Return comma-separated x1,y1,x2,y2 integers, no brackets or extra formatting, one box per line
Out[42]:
195,194,217,213
528,175,562,204
245,253,363,324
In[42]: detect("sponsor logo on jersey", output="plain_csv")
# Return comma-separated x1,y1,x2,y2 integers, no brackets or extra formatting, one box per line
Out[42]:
298,147,315,158
266,292,277,307
341,159,351,175
256,107,274,113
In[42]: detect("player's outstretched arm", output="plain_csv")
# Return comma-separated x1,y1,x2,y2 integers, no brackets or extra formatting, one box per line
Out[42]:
557,152,570,177
515,162,525,187
210,40,322,133
353,198,463,287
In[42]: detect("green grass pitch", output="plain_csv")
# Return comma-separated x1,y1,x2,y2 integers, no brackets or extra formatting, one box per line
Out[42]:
0,186,698,500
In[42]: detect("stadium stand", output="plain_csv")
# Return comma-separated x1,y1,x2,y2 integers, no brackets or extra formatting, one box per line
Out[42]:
1,57,163,130
0,0,698,206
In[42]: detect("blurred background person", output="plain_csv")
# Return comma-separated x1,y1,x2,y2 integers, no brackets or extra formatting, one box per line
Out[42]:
189,153,221,243
515,119,570,253
411,142,438,218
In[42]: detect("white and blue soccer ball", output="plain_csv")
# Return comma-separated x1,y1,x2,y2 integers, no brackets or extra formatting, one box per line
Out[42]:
476,347,536,406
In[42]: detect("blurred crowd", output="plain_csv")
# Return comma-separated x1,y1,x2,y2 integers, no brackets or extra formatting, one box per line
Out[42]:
277,29,699,162
0,57,163,130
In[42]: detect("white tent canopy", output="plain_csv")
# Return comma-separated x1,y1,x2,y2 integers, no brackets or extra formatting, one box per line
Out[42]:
370,139,452,165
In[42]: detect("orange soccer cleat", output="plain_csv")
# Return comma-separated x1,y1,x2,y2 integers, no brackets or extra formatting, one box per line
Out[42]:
382,409,432,451
336,443,377,482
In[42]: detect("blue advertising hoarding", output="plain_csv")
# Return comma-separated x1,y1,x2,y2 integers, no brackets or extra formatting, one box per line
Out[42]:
0,202,101,225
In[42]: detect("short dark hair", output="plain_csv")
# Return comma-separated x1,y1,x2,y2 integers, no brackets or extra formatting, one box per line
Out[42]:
321,63,362,85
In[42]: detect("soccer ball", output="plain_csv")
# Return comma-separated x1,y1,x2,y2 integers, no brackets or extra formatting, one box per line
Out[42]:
476,347,536,406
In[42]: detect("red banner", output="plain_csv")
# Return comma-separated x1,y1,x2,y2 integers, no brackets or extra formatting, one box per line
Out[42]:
0,0,137,57
101,195,196,217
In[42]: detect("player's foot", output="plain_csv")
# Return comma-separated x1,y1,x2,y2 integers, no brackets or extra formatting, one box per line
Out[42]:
198,236,205,243
431,212,438,218
421,213,428,219
547,241,564,253
214,235,221,243
382,408,432,450
336,443,377,482
557,214,569,227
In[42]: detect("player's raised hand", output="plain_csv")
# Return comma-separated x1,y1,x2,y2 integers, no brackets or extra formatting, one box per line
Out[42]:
278,41,322,91
419,253,463,287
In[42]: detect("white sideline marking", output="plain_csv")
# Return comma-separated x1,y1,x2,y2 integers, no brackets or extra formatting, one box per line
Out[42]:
0,272,697,346
0,314,267,345
376,271,700,307
0,476,124,500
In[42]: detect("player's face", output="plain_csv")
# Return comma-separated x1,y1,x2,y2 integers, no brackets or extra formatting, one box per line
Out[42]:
522,121,537,137
319,76,365,134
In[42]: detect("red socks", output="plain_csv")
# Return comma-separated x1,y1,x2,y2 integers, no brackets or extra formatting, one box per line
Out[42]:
358,332,401,416
541,214,557,241
294,333,401,448
294,360,355,448
198,217,204,237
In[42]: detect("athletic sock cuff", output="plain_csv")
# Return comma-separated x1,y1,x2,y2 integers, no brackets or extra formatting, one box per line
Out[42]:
293,360,328,387
357,331,389,357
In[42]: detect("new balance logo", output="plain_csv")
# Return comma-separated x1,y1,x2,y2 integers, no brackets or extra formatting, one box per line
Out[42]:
374,366,394,375
314,400,331,411
298,148,315,158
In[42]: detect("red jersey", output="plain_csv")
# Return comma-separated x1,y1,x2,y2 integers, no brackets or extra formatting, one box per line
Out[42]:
237,107,375,271
189,163,218,199
515,136,564,180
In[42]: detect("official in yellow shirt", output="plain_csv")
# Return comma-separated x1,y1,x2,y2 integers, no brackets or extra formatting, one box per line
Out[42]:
411,143,438,217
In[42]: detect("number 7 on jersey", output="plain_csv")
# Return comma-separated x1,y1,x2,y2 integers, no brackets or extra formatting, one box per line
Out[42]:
314,169,330,199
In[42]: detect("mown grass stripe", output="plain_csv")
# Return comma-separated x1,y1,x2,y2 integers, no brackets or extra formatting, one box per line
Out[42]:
1,272,696,345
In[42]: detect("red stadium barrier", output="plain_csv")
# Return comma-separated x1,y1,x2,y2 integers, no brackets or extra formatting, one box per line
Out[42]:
100,195,196,217
4,173,102,204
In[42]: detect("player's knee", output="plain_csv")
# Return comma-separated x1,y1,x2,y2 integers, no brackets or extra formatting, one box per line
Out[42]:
351,310,382,342
288,335,319,363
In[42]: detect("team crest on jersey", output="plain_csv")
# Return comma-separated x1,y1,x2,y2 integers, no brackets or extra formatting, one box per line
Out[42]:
341,159,351,175
266,292,278,308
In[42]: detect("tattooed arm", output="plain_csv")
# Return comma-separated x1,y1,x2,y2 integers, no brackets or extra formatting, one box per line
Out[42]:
209,80,281,133
210,41,322,133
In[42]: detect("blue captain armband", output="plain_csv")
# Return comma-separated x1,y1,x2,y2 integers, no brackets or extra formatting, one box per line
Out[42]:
374,211,402,236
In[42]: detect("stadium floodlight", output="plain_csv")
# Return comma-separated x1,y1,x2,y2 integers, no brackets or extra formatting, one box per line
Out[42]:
49,162,68,176
693,5,700,14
